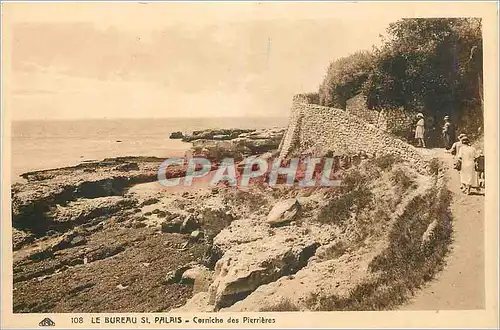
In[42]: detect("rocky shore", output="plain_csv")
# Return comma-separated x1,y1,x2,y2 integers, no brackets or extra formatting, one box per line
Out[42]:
12,126,451,313
171,127,285,161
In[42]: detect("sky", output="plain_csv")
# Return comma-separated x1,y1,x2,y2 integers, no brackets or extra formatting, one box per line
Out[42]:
4,2,402,120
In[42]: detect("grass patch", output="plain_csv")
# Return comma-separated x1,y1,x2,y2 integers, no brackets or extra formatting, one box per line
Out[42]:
370,154,402,171
259,298,301,312
428,158,441,176
370,186,452,276
318,241,348,261
390,168,416,193
316,170,373,226
306,178,453,310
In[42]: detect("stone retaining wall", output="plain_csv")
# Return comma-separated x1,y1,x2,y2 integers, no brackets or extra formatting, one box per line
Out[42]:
346,93,379,125
279,94,428,172
377,108,416,137
346,94,416,136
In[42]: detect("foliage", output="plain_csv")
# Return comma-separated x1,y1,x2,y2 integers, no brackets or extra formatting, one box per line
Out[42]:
390,168,415,192
370,154,402,171
306,183,453,311
301,92,320,104
428,158,441,176
316,169,373,226
364,18,482,116
259,298,301,312
319,51,375,108
319,18,483,137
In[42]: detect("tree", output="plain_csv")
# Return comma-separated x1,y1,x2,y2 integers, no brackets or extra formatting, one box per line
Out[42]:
363,18,483,122
319,51,374,108
317,18,483,139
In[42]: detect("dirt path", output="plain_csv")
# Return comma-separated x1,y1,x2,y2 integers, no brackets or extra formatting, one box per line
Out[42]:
401,148,485,310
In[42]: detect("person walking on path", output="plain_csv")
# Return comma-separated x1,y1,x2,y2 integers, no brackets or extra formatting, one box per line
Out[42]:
442,115,456,149
448,133,466,191
475,149,485,189
448,133,466,156
457,136,479,195
415,112,426,148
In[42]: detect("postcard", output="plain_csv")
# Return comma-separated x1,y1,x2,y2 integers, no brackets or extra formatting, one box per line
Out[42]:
1,1,498,328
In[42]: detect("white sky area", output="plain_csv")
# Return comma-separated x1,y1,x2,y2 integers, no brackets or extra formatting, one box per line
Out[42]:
5,2,403,120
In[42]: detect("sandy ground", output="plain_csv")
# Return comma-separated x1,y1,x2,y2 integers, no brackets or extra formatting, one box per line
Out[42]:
401,148,485,310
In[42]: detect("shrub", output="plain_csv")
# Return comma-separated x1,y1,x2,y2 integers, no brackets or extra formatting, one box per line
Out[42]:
319,51,375,108
318,18,483,141
390,168,415,192
316,170,373,226
259,298,301,312
306,183,452,311
318,241,348,261
370,154,402,171
428,158,441,176
302,92,320,105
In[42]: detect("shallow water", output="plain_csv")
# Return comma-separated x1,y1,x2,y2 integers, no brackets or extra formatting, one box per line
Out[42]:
11,117,288,182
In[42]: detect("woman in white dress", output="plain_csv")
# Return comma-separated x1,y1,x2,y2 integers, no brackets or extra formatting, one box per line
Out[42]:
448,133,467,191
414,113,426,148
457,136,479,195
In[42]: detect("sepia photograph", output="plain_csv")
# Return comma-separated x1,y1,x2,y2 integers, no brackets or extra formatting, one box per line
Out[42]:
1,2,498,329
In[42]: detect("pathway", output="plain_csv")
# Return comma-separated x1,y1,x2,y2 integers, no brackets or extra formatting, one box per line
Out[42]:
400,148,485,310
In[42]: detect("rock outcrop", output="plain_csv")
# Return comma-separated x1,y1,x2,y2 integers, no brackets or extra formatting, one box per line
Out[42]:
181,128,255,142
12,112,451,314
208,237,320,308
183,128,285,161
266,198,301,227
173,157,450,312
169,131,184,139
11,157,244,313
11,157,183,238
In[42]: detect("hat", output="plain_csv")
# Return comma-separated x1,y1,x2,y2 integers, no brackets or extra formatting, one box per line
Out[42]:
458,133,466,140
444,115,450,120
461,135,470,143
417,113,424,118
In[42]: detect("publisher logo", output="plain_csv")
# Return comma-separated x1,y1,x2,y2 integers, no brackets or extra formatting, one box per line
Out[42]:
39,318,55,327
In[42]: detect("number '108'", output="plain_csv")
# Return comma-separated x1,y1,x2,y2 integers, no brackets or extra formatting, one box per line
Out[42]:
71,317,84,324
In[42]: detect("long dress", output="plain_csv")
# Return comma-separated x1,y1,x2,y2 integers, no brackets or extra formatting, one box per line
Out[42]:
458,144,478,187
415,119,425,139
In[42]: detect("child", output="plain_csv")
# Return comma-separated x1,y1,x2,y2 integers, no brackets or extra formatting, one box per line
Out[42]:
415,113,426,148
475,150,485,189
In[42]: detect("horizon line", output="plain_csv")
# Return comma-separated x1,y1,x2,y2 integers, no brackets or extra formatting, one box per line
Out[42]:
11,115,290,122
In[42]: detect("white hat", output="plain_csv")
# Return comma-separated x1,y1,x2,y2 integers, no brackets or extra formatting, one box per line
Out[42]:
417,113,424,118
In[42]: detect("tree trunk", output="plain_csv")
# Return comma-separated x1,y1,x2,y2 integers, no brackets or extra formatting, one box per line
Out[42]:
478,72,483,113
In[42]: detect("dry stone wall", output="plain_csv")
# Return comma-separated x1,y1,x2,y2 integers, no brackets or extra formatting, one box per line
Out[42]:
346,94,416,136
377,108,416,136
346,93,379,125
279,94,428,172
278,94,306,156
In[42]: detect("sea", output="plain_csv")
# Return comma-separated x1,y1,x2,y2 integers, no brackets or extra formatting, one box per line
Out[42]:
10,117,289,182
